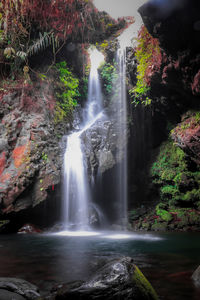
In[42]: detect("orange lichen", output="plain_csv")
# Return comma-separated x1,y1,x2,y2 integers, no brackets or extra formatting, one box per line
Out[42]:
12,142,30,168
0,152,6,176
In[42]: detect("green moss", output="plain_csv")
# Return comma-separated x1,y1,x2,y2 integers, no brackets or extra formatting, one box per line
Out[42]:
133,265,159,300
151,222,168,231
156,206,172,222
151,140,200,206
54,61,80,123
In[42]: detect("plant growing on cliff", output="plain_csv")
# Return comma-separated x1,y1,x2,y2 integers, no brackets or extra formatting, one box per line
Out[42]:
100,62,117,96
0,0,101,77
54,61,80,123
129,26,161,106
151,140,200,206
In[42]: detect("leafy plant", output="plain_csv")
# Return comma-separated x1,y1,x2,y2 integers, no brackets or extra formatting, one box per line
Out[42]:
100,62,117,96
151,140,200,206
129,26,161,106
54,61,80,123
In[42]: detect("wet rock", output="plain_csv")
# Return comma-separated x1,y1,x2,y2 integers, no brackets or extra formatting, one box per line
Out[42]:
81,115,126,180
0,277,40,299
0,85,63,225
192,265,200,287
43,257,158,300
0,289,26,300
18,223,42,234
99,150,115,173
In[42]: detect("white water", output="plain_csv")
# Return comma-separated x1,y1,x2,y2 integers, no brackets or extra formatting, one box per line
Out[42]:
115,47,128,228
63,48,104,230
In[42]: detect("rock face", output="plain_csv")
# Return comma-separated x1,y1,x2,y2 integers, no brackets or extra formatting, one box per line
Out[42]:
81,116,119,179
138,0,200,54
0,83,64,230
41,257,158,300
0,277,40,299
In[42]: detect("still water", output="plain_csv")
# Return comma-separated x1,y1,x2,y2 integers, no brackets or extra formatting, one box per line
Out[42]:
0,231,200,299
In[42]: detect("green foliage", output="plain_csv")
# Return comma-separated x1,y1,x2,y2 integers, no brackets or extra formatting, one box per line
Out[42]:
54,61,80,123
41,152,48,161
129,26,161,106
129,81,151,106
151,140,200,206
100,62,117,96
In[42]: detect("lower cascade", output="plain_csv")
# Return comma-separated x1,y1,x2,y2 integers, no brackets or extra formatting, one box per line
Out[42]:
62,45,128,231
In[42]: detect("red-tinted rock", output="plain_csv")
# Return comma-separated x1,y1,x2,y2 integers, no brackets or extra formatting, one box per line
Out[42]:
171,114,200,165
0,151,6,176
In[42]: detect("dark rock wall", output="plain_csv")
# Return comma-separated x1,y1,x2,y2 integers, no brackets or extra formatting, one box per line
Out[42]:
127,0,200,230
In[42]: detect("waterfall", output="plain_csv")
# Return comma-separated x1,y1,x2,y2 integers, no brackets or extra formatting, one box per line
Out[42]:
63,48,104,230
115,48,128,228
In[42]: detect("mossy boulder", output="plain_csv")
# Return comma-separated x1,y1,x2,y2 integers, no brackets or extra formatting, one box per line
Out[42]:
40,257,158,300
133,265,159,300
151,221,168,231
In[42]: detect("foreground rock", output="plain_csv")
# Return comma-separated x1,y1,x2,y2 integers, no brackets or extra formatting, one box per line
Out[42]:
192,265,200,287
0,277,40,299
41,257,158,300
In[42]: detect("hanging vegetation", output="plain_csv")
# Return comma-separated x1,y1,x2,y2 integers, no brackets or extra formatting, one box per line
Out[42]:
129,25,162,106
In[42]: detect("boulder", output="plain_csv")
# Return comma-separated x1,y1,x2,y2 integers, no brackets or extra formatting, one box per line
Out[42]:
0,277,40,299
192,265,200,287
0,289,26,300
42,257,158,300
18,223,42,234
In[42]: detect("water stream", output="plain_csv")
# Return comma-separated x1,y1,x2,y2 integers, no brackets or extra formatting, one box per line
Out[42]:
63,48,104,230
115,48,128,227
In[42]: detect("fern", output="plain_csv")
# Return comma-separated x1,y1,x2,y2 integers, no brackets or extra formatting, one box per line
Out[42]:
16,51,27,60
28,32,59,56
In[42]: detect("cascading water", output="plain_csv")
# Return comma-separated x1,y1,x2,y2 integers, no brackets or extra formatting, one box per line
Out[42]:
115,47,128,228
63,48,104,230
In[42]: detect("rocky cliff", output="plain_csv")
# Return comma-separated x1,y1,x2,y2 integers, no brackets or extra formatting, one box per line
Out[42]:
128,0,200,231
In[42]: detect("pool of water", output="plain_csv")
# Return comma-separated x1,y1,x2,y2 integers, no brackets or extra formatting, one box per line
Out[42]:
0,231,200,299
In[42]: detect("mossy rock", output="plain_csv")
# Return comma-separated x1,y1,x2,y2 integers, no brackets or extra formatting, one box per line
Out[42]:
156,207,172,222
152,222,168,231
133,265,159,300
141,221,151,231
40,258,159,300
188,212,200,225
151,139,200,207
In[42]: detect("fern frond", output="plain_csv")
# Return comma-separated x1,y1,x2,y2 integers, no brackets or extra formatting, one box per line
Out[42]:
28,32,60,57
16,51,27,60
